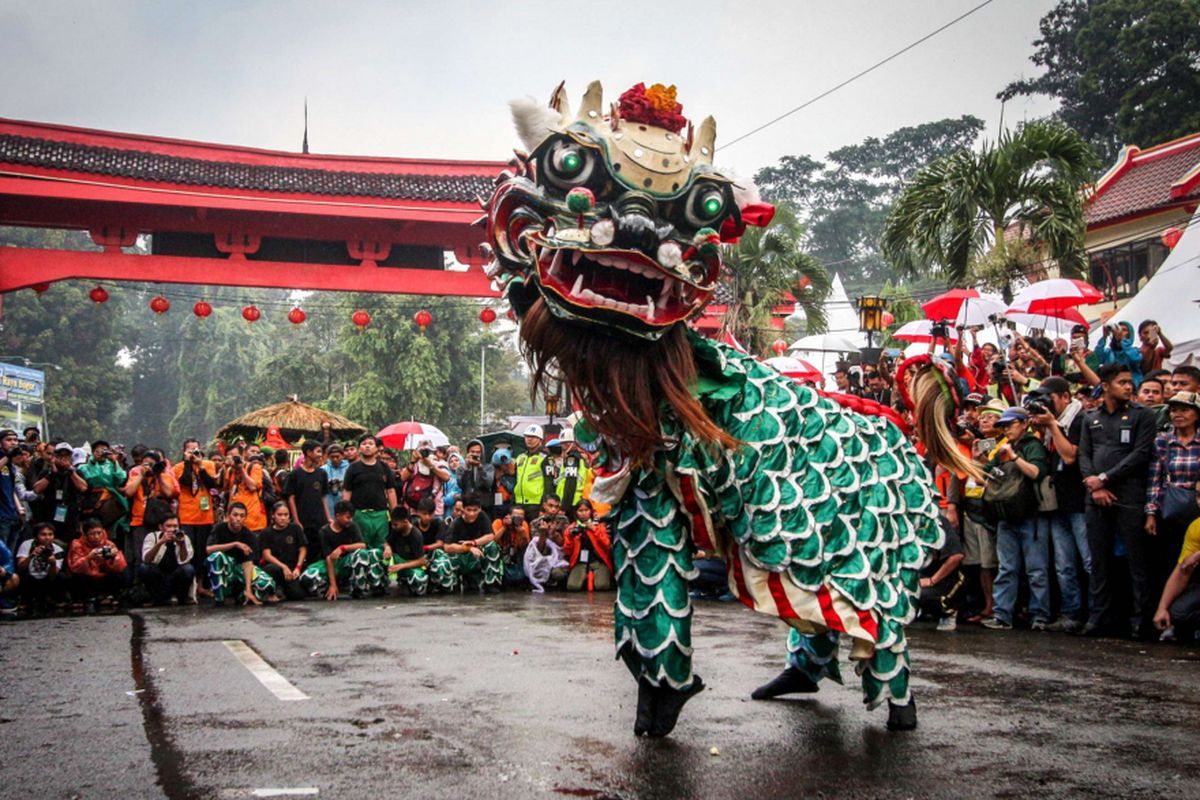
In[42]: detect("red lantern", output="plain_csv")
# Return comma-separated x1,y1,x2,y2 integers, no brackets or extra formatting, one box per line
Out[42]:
771,338,788,356
193,301,213,319
506,308,517,321
414,309,432,329
352,309,371,329
287,307,307,325
31,282,50,294
797,276,812,291
881,311,895,327
1162,227,1183,249
479,308,497,325
242,304,261,323
89,286,109,304
150,295,170,315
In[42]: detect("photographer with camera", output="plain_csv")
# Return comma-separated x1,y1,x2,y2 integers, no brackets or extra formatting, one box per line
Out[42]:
172,439,218,597
122,449,180,567
398,438,450,517
221,444,268,533
459,439,497,516
15,521,65,614
1027,377,1092,632
138,513,195,606
550,430,592,518
30,441,87,541
561,498,612,592
67,518,127,611
524,495,570,593
981,407,1051,631
491,505,531,587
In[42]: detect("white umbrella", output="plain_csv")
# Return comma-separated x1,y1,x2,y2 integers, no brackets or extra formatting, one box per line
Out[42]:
950,294,1006,327
1008,279,1103,315
763,356,822,382
893,319,961,345
788,333,861,353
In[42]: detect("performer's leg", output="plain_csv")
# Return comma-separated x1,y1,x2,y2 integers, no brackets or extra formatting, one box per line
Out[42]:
479,541,504,591
299,560,329,597
207,552,235,603
859,627,917,730
425,549,458,592
752,630,841,699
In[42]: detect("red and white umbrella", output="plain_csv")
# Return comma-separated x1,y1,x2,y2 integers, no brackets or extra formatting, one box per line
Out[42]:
894,319,961,345
1008,279,1103,315
377,421,450,450
1005,307,1089,339
922,288,1006,328
764,355,822,383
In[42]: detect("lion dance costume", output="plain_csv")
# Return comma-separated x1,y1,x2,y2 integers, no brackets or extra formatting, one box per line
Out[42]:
483,81,975,737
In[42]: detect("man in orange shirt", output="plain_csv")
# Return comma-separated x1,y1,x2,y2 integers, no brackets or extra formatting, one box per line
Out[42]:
173,438,218,597
223,444,268,532
123,450,179,567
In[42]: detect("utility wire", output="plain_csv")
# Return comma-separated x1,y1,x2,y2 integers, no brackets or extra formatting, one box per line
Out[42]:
720,0,997,151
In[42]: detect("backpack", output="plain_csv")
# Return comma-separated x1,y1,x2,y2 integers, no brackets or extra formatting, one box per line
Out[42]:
404,470,436,509
982,461,1037,522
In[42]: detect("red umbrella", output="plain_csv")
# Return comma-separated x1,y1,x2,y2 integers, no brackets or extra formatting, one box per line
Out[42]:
1008,279,1103,315
922,288,985,320
894,319,961,345
377,421,450,450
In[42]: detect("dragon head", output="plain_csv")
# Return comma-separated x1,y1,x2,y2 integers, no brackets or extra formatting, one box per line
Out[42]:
484,81,773,340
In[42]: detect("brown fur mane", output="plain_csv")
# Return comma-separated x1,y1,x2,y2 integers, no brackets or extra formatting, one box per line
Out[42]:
519,298,738,467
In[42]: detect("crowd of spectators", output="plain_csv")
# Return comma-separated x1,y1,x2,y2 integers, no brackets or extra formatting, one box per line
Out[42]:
0,422,614,615
0,316,1197,646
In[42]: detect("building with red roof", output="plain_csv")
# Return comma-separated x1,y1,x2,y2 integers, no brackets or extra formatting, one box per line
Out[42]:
1083,131,1200,309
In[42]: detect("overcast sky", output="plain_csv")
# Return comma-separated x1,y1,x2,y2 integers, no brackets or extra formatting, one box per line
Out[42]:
1,0,1060,176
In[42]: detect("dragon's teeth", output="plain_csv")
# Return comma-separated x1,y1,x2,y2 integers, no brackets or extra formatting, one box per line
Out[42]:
645,296,655,321
572,274,584,296
571,250,581,266
548,249,563,276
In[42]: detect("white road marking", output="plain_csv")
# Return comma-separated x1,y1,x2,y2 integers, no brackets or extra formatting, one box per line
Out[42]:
251,789,319,797
222,640,309,701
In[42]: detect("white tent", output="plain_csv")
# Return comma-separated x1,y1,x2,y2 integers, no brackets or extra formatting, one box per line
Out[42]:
1099,207,1200,367
791,273,867,388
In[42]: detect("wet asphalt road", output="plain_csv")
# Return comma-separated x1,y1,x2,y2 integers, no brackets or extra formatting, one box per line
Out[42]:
4,593,1200,800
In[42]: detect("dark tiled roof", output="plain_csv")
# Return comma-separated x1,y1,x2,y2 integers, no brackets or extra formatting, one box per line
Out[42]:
1086,142,1200,226
0,133,496,203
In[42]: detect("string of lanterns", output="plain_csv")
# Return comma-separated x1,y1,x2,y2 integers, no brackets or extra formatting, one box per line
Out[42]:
69,280,507,332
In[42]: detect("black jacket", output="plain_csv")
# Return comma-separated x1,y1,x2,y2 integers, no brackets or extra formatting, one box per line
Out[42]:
1079,400,1157,503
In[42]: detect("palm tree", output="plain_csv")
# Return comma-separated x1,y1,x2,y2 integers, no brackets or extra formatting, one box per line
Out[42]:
881,120,1097,289
720,204,831,356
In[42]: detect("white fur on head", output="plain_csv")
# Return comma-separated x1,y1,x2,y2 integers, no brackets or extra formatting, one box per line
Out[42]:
509,96,561,152
721,168,763,211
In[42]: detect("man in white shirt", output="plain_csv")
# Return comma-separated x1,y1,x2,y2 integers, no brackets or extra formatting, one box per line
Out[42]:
139,513,196,605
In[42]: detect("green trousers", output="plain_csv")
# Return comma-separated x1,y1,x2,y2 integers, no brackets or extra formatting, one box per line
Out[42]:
207,552,276,603
445,541,503,589
299,549,387,597
786,628,911,709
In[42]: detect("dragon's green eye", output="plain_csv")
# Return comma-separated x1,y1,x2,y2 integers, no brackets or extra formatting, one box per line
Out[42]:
685,183,729,227
544,139,595,189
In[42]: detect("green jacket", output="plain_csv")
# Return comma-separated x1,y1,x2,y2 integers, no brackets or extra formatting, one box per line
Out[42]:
514,452,549,505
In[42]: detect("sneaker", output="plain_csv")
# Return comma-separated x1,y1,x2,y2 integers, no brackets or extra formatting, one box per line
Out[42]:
1045,618,1083,633
982,616,1012,630
936,616,957,632
1160,626,1176,642
1030,620,1049,631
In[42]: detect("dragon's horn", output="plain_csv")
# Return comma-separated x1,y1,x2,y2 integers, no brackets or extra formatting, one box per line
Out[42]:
576,80,604,123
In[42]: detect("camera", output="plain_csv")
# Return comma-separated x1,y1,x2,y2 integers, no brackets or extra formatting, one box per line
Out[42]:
190,448,204,458
1022,394,1049,416
99,545,114,559
232,455,244,466
151,459,167,475
929,318,951,340
419,448,432,459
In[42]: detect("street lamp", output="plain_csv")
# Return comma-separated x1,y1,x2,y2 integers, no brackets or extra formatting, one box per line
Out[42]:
856,296,887,364
545,391,560,429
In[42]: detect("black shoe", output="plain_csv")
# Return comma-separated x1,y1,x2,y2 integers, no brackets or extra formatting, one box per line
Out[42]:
1076,622,1106,637
750,666,819,700
886,697,917,731
648,676,705,738
634,678,656,736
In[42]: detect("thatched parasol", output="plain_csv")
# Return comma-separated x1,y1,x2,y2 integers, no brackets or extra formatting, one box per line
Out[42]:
216,397,367,444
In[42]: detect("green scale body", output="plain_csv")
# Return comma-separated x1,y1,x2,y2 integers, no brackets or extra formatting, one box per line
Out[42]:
599,333,942,708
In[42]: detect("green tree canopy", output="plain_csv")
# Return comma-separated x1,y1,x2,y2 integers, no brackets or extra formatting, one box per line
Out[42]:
881,120,1098,289
1002,0,1200,164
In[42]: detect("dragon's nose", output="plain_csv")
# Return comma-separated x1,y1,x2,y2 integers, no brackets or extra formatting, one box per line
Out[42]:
613,192,661,254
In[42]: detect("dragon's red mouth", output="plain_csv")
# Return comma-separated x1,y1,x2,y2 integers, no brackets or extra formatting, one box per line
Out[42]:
534,246,707,326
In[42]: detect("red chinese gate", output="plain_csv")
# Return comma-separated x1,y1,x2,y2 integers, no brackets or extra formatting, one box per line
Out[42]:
0,117,504,297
